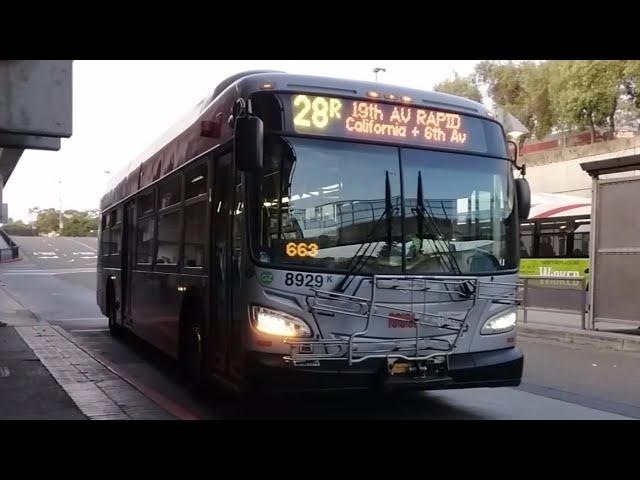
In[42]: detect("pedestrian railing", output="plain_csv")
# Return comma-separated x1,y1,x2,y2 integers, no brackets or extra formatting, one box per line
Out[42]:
0,229,20,263
519,275,588,330
0,244,20,262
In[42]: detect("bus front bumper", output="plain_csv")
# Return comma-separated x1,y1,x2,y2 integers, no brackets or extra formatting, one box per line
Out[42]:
247,347,523,393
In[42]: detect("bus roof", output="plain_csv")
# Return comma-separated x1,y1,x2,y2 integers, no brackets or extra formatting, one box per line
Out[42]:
100,71,493,212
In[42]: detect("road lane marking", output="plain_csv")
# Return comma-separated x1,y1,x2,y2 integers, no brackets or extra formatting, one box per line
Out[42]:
68,238,98,253
0,268,95,275
69,328,109,332
53,317,106,322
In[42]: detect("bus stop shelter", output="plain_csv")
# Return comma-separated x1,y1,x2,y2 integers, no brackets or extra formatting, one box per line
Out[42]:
581,154,640,330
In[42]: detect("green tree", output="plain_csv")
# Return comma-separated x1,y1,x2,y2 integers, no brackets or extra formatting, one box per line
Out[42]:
61,210,99,237
548,60,627,140
33,207,99,236
1,219,36,236
474,61,555,140
35,208,61,233
434,73,483,103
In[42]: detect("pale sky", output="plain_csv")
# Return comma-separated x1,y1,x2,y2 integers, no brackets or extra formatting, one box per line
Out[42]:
4,60,484,222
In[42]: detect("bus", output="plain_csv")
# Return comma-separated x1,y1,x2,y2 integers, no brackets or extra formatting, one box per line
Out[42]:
519,193,591,278
97,70,530,394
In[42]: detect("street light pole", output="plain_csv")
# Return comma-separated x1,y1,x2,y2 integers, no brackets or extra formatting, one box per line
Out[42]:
373,67,386,83
58,180,63,234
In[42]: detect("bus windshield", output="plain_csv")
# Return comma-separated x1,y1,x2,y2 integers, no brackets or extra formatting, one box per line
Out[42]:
254,135,518,275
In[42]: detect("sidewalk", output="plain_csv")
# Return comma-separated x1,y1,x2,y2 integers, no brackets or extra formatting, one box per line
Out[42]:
0,288,86,419
517,307,640,354
0,286,174,420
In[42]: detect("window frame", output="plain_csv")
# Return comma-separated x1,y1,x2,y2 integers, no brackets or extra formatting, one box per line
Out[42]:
182,157,210,273
135,187,157,270
154,172,184,272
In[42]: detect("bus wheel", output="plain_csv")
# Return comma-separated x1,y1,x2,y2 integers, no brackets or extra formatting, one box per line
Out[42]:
180,317,203,384
107,295,122,337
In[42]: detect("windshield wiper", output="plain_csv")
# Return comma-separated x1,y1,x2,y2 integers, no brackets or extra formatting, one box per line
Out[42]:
334,170,395,293
414,172,476,298
414,171,462,275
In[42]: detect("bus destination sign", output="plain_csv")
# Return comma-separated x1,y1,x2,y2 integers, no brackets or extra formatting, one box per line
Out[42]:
289,94,488,152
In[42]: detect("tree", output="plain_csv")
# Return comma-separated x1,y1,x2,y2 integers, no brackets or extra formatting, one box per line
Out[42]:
61,210,99,237
1,219,36,236
548,60,627,140
32,207,99,236
35,208,60,233
434,73,483,103
474,61,555,140
623,61,640,109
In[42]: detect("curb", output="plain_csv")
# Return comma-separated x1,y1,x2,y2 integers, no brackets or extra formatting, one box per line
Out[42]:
518,323,640,354
0,256,23,264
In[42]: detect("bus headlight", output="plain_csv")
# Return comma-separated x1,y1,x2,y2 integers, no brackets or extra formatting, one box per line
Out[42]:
251,306,312,338
481,308,517,335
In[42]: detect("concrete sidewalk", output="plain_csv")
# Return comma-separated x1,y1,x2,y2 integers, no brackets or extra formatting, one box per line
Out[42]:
0,287,86,419
0,285,174,420
517,307,640,354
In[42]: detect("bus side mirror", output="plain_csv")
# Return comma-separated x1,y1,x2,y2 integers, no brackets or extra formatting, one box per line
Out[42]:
508,140,526,175
516,177,531,220
234,115,263,171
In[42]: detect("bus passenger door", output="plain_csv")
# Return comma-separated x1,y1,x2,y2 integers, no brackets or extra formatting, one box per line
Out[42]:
121,200,135,324
210,152,234,375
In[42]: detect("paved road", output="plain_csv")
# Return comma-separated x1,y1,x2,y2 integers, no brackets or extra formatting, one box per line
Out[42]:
1,236,102,330
1,235,638,419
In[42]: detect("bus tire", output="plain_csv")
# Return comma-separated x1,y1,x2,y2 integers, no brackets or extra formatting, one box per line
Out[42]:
179,298,204,385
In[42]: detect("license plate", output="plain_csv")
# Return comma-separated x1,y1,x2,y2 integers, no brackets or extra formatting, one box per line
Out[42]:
389,361,410,374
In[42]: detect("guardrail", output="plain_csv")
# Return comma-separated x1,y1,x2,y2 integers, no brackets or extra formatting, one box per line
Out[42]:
519,275,588,330
0,244,20,262
0,229,20,263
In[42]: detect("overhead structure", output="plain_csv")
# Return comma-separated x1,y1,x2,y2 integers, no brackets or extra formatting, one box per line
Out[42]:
0,60,73,222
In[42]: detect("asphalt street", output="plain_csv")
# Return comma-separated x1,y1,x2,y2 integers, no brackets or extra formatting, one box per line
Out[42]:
2,235,638,420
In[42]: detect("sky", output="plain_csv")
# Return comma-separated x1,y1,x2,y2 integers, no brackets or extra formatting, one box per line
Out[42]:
4,60,484,222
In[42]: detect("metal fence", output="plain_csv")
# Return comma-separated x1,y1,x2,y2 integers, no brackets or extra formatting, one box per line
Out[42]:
519,275,588,329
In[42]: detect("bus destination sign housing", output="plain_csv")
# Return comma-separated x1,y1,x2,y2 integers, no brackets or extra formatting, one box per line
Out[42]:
288,94,491,153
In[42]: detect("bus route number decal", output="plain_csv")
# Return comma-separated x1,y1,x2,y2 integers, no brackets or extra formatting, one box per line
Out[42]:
286,242,318,257
285,273,324,288
293,95,342,129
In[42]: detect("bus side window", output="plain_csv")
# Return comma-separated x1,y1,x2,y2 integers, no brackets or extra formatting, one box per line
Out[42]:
186,163,207,199
158,175,182,209
136,217,154,264
184,201,207,268
101,215,110,257
156,210,181,265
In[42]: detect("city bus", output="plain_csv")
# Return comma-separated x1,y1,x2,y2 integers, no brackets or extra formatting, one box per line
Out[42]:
519,193,591,278
97,70,530,394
